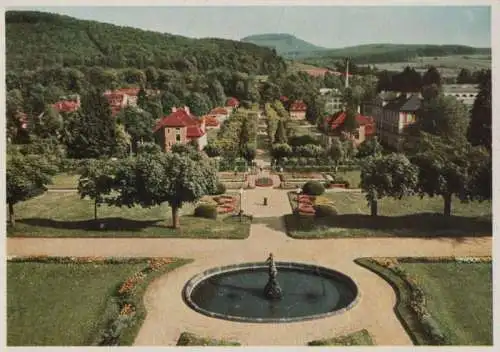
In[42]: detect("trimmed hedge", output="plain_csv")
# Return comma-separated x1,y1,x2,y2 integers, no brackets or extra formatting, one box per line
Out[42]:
177,332,241,346
314,204,338,218
194,204,218,219
302,181,325,196
213,182,226,195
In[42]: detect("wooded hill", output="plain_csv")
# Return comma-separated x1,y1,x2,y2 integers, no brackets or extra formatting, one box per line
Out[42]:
6,11,286,74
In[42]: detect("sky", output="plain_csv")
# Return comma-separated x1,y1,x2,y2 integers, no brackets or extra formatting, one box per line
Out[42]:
7,5,492,48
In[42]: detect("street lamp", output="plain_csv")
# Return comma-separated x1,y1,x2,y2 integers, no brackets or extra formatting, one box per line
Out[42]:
239,187,244,222
296,187,302,213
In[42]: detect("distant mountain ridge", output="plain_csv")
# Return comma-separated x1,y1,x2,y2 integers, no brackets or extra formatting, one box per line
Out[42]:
241,33,327,58
241,33,491,64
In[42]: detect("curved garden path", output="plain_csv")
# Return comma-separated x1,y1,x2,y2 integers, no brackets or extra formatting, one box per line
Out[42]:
6,188,492,346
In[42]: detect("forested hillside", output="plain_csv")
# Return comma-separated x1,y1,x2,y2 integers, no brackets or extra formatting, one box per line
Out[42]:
6,11,286,74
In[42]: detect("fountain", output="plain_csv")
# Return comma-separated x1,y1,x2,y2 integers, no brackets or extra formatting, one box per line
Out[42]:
183,253,359,323
263,253,283,300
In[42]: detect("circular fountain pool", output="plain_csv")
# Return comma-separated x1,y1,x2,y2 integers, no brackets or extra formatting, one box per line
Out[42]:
183,262,359,323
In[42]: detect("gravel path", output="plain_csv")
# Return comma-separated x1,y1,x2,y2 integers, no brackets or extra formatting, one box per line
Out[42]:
7,188,492,346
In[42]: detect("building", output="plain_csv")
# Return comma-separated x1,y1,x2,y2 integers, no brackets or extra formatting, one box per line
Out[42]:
203,115,221,130
225,97,240,113
52,95,81,113
302,67,354,79
442,84,478,109
323,88,344,114
153,106,207,152
208,107,230,123
376,93,421,150
104,88,160,116
322,111,376,146
289,100,307,120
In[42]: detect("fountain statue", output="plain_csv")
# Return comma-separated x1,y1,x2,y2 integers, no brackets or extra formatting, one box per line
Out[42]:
263,253,283,300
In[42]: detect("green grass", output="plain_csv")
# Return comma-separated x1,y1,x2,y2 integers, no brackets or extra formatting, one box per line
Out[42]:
47,173,79,189
355,258,492,345
176,332,241,346
7,258,189,346
286,192,491,238
333,170,361,188
400,261,492,345
307,329,374,346
7,192,251,238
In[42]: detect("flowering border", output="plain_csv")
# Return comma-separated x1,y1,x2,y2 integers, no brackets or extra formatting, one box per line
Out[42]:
8,256,191,346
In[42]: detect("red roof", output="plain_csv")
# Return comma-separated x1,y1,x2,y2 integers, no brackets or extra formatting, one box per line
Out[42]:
280,96,289,102
226,97,239,107
327,111,375,135
209,107,229,115
153,108,201,133
52,100,80,113
204,116,220,127
187,125,205,138
115,88,141,96
290,100,307,112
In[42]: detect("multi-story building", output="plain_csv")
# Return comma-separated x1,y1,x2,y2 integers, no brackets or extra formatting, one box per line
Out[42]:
375,93,421,150
289,100,307,120
153,106,207,152
442,84,479,109
322,111,376,147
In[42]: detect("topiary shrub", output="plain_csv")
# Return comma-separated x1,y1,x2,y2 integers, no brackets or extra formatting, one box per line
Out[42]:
194,204,218,219
213,182,226,195
314,204,338,218
302,181,325,196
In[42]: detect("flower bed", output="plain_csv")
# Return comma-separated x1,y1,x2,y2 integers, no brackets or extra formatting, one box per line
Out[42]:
198,195,238,214
255,177,274,187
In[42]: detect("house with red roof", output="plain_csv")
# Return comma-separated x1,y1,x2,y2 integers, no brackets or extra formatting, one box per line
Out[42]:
208,107,230,123
52,95,81,113
153,106,207,152
104,88,160,116
203,115,221,130
289,100,307,120
225,97,240,113
322,111,376,147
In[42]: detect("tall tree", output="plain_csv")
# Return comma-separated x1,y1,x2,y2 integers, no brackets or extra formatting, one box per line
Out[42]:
456,68,473,84
411,133,487,216
66,89,118,158
30,105,63,140
360,153,418,216
239,118,251,156
274,119,288,144
186,92,211,116
467,69,491,150
357,136,383,158
6,152,57,226
422,66,442,87
112,152,218,229
78,159,117,221
116,106,155,152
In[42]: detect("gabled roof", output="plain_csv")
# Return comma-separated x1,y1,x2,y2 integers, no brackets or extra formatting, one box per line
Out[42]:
226,97,239,107
209,107,229,115
326,111,375,130
153,108,200,132
384,94,421,112
204,116,220,126
187,125,205,138
290,100,307,112
52,100,80,113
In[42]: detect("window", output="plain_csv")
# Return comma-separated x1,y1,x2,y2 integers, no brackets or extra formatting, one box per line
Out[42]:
176,135,181,142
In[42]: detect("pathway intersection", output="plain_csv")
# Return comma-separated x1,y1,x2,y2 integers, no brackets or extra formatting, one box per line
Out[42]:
7,187,492,346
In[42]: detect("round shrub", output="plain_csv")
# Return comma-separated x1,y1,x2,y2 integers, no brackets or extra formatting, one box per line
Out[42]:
314,204,338,218
302,181,325,196
194,204,218,219
213,182,226,195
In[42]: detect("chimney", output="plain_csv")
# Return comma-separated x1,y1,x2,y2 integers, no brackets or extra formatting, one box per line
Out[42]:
184,106,190,115
345,58,349,89
172,107,177,113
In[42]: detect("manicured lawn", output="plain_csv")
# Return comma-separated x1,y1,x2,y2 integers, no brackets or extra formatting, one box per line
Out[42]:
7,192,251,238
335,170,361,188
7,258,189,346
400,261,492,345
286,191,491,238
46,173,79,189
308,329,374,346
176,332,240,346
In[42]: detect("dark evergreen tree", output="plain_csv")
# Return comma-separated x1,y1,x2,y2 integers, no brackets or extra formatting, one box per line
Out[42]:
467,69,491,150
274,120,288,144
66,89,117,158
422,66,442,87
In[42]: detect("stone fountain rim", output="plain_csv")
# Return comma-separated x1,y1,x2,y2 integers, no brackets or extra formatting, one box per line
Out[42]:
182,261,361,324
